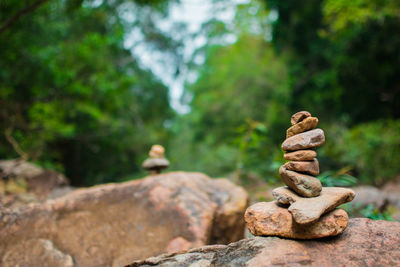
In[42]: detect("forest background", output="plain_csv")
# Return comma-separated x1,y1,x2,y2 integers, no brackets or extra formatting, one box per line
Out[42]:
1,0,399,189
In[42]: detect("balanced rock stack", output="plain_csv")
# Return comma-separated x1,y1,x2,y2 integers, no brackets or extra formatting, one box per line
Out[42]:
142,145,170,175
245,111,356,239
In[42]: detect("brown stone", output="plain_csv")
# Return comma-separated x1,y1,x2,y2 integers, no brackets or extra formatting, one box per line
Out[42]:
127,218,400,267
166,237,192,254
0,172,248,266
291,111,311,126
272,186,356,224
284,158,320,176
246,201,348,239
0,159,69,201
284,150,317,161
1,239,74,267
279,166,322,197
149,144,165,158
282,128,325,151
287,117,319,138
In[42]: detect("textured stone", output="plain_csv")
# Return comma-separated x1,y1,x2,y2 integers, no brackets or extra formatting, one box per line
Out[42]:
1,239,74,267
279,166,322,197
0,159,69,201
284,158,320,176
272,186,355,224
244,202,348,239
282,128,325,151
284,150,317,161
291,111,311,126
0,172,248,266
128,218,400,267
287,117,319,138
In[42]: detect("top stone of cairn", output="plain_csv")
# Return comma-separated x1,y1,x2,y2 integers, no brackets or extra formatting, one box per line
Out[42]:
291,111,311,125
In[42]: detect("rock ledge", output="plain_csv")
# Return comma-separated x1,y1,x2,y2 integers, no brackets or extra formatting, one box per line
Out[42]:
127,218,400,267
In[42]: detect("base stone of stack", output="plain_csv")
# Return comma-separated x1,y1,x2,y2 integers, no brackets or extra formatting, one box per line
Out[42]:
244,201,348,239
272,186,355,224
279,166,322,197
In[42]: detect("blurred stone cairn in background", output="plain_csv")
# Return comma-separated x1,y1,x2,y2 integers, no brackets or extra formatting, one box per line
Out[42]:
142,145,170,174
245,111,356,239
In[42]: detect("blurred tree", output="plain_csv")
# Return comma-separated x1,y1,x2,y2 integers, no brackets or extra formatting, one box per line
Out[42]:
265,0,400,123
0,0,181,185
169,1,289,181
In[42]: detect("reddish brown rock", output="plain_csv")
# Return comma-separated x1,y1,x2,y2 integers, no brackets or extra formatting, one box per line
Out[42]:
279,166,322,197
272,186,355,224
166,237,192,254
244,201,348,239
282,128,325,151
0,172,248,266
284,150,317,161
128,219,400,267
287,117,319,138
284,158,320,176
1,239,74,267
291,111,311,125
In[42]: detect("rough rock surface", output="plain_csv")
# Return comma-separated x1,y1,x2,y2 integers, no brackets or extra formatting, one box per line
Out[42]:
128,218,400,267
272,186,355,224
1,239,74,267
0,171,248,267
286,117,318,138
244,201,348,239
0,159,69,201
282,128,325,151
284,158,320,176
279,166,322,197
284,150,317,161
291,111,311,125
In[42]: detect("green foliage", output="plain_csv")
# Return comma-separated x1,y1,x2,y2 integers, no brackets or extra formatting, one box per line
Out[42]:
0,0,177,185
322,120,400,185
318,168,357,187
342,203,393,221
1,0,399,188
265,0,400,122
169,0,400,186
170,34,289,180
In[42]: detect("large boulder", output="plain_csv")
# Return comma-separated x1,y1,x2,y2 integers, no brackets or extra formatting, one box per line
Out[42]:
0,171,248,267
128,218,400,267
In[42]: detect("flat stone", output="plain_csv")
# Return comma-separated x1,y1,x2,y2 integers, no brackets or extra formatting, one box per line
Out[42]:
279,166,322,197
284,150,317,161
284,158,320,176
272,186,356,224
291,111,311,126
142,158,170,170
244,201,348,239
287,117,318,138
282,128,325,151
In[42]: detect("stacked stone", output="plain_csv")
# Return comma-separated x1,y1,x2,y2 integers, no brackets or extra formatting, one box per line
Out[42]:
245,111,356,239
142,145,170,175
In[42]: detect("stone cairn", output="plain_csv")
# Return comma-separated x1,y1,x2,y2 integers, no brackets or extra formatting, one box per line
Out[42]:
245,111,356,239
142,145,170,175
